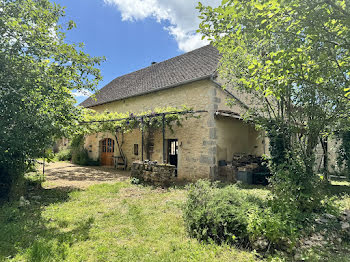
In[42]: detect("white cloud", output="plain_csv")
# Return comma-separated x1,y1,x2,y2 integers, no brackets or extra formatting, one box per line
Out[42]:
103,0,221,52
72,89,92,98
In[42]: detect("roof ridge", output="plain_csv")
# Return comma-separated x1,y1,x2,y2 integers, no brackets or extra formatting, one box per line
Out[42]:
109,44,213,80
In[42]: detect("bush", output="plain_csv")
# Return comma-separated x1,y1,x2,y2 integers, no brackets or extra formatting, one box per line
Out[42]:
183,180,260,245
247,206,299,250
71,148,89,166
70,134,99,166
56,149,72,161
71,148,99,166
269,153,326,215
183,180,300,251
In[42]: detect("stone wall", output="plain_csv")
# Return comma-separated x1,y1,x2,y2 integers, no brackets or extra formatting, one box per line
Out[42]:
83,78,269,182
131,161,176,187
85,80,217,181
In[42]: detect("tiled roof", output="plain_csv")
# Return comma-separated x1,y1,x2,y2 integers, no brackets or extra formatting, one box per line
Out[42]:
80,45,220,108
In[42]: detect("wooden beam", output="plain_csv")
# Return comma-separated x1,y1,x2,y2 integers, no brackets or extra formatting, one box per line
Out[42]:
162,113,166,163
79,110,207,124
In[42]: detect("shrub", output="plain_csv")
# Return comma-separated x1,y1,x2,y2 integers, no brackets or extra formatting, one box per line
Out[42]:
183,180,302,251
70,134,98,166
269,153,326,215
183,180,260,245
56,149,72,161
247,206,299,250
24,172,45,189
71,148,99,166
71,148,89,166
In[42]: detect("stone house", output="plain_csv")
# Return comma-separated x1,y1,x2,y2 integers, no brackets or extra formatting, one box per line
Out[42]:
80,45,267,182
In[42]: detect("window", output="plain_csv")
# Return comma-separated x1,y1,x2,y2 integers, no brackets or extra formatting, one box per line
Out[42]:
102,138,114,153
134,144,139,155
169,140,178,155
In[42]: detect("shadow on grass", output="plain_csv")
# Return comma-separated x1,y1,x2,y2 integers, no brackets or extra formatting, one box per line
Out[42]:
46,166,130,182
326,184,350,197
0,186,93,261
164,180,270,191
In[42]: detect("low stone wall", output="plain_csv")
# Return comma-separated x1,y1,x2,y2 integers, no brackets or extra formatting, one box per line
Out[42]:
131,161,176,187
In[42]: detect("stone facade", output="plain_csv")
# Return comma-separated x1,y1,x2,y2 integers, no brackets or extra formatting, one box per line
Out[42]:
84,79,266,182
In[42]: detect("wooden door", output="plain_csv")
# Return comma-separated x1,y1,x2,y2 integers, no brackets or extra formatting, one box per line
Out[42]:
101,138,115,166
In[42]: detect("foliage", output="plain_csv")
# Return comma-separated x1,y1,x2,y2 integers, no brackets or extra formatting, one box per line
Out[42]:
269,152,327,214
197,0,350,211
183,180,252,245
69,134,98,166
0,181,259,262
266,120,291,167
56,149,72,162
336,130,350,178
76,105,198,136
183,180,300,250
71,148,90,166
0,0,104,198
24,171,45,189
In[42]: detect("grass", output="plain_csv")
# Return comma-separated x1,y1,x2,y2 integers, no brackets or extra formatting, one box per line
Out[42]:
0,182,260,262
0,177,349,262
328,180,350,210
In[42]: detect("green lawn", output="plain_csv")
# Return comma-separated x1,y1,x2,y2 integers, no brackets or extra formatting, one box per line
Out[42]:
0,179,349,262
0,181,261,262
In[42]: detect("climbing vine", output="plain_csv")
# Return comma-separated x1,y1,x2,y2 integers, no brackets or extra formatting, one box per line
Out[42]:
76,105,199,136
70,106,201,161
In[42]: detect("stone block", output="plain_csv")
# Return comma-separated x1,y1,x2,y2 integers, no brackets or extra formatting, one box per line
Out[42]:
203,140,216,146
209,128,217,139
200,155,215,165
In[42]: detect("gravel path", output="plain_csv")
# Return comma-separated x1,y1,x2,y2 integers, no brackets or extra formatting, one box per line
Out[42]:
43,162,130,189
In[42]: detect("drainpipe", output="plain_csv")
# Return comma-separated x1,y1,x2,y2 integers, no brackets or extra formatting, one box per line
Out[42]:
141,117,144,161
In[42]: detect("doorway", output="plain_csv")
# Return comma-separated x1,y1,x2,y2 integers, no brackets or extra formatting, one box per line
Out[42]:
100,138,115,166
167,139,178,168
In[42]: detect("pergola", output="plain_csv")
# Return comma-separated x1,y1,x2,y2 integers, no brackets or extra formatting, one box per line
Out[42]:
80,110,208,164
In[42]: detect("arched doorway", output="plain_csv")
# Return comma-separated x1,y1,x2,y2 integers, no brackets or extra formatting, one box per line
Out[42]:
100,138,115,166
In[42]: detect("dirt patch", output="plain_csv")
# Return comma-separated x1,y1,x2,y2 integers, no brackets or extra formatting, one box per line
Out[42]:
43,162,131,189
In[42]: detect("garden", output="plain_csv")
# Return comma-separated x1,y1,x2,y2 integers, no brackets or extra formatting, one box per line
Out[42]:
2,0,350,261
0,164,349,261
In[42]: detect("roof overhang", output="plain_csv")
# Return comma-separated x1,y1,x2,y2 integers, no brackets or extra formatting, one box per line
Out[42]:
214,110,242,120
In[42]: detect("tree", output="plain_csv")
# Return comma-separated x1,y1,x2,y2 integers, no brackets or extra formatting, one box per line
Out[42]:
0,0,104,199
198,0,350,210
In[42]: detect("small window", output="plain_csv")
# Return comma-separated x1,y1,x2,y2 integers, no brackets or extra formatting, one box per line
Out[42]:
170,140,178,155
134,144,139,155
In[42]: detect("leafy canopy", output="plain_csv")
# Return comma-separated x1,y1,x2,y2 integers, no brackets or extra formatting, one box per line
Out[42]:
198,0,350,160
197,0,350,212
0,0,104,171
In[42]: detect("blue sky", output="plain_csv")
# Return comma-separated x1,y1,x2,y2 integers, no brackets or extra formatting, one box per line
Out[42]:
53,0,221,104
